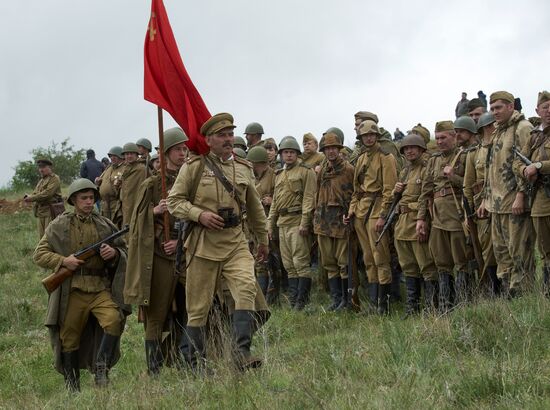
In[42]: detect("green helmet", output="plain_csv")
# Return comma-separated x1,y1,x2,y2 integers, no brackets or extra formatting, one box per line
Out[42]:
163,127,188,153
108,146,123,159
234,136,247,149
136,138,153,152
399,134,427,154
233,148,247,159
244,122,264,135
67,178,100,206
454,116,477,134
247,146,268,163
356,120,380,138
325,127,345,144
122,142,140,154
278,136,301,154
477,112,495,131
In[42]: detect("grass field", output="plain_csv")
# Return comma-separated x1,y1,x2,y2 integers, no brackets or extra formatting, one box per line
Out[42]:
1,204,550,409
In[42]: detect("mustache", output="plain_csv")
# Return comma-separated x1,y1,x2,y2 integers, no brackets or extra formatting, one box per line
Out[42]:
223,142,233,148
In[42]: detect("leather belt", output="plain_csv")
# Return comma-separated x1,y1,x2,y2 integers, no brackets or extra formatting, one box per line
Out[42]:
399,205,412,214
77,268,106,277
433,187,460,199
279,207,302,216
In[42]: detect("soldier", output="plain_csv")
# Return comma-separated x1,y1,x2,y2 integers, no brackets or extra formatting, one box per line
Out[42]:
313,133,354,310
246,146,278,301
124,128,188,375
244,122,265,149
463,112,500,295
167,113,269,372
150,153,160,173
96,146,124,226
478,91,535,297
23,159,63,238
393,134,438,315
136,138,153,161
325,127,345,145
455,92,470,118
268,137,317,310
119,142,147,227
467,98,487,124
417,121,470,312
302,133,325,170
412,123,431,145
521,91,550,294
234,136,248,152
454,116,479,148
345,120,397,314
33,178,129,391
264,138,282,170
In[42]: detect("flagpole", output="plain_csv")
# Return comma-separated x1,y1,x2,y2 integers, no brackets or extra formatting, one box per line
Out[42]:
157,106,170,243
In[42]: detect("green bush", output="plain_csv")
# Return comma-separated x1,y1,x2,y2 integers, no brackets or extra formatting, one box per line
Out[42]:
11,139,85,189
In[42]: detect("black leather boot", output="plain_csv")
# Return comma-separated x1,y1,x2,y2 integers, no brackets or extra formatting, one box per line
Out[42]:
232,310,262,371
185,326,207,373
455,270,470,305
327,277,343,311
367,282,378,313
403,276,421,318
543,266,550,297
424,280,439,312
266,273,281,306
438,272,453,313
61,350,80,392
294,277,312,310
377,283,391,315
287,278,299,308
257,276,269,297
485,265,500,297
335,278,349,311
145,339,163,376
95,333,119,387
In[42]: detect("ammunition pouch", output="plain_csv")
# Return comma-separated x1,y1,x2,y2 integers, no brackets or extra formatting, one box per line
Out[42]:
218,207,241,228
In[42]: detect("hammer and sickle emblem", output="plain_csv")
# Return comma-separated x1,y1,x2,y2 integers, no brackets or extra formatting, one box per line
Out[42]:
148,12,157,41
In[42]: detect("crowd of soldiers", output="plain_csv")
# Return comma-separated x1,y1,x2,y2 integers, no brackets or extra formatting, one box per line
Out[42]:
25,89,550,391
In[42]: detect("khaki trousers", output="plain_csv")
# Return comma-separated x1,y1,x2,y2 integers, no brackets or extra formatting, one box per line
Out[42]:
278,225,313,279
395,239,437,281
429,227,469,274
318,235,348,279
60,289,122,352
534,216,550,269
354,217,391,285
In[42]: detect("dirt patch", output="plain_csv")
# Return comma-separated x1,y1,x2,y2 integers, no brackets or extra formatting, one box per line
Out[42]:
0,198,31,215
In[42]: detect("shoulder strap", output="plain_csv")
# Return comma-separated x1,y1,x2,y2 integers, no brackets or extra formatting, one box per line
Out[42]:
203,156,246,217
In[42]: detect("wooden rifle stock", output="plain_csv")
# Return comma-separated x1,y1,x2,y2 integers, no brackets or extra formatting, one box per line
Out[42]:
41,225,129,294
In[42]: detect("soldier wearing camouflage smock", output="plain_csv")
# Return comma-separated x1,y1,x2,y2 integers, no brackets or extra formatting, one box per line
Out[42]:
478,91,535,297
393,134,438,315
124,128,188,375
417,121,470,312
96,146,124,227
33,179,129,392
246,146,278,300
167,113,269,372
313,133,354,311
463,112,499,295
521,91,550,294
346,120,397,315
268,137,317,310
119,142,147,227
24,159,63,238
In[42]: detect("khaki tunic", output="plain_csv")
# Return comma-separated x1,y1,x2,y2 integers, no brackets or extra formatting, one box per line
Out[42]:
418,147,469,273
166,153,268,326
268,160,316,279
484,111,535,288
349,144,397,284
27,173,62,238
119,161,147,226
301,152,325,169
252,167,276,278
98,163,124,222
527,126,550,268
393,158,437,280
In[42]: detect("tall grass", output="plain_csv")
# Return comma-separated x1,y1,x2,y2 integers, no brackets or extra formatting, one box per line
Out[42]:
1,210,550,409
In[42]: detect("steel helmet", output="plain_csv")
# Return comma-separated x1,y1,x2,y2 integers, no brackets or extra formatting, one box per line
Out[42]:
136,138,153,152
121,142,140,154
454,116,477,134
278,136,301,154
399,133,427,154
246,146,269,163
67,178,100,206
108,146,123,159
163,127,188,153
244,122,264,135
477,112,496,131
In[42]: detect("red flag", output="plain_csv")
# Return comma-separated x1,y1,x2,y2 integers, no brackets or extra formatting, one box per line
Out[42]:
144,0,210,154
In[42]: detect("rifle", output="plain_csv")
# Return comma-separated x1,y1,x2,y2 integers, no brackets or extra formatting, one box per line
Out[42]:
512,145,550,198
174,219,185,275
460,191,484,277
375,191,402,246
347,216,361,312
41,225,129,293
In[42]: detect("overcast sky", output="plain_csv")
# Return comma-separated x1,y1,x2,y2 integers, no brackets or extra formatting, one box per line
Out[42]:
1,0,549,187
